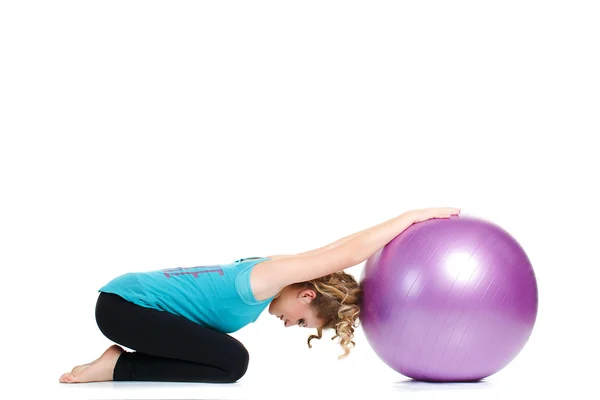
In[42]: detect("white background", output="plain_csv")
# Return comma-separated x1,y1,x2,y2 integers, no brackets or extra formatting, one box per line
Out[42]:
1,1,598,399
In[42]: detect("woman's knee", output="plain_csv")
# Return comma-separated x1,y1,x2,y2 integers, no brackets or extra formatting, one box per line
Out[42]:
95,293,114,338
94,292,131,345
225,343,249,382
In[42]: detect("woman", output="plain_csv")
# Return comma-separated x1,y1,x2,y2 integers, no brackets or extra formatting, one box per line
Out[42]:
59,207,460,384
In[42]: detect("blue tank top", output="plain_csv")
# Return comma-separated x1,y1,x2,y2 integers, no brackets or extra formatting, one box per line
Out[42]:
98,257,274,333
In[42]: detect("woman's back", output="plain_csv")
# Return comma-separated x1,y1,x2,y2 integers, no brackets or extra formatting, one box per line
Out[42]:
98,257,275,333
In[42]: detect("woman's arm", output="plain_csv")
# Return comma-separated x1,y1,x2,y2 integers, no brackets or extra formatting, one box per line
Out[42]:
261,207,459,287
267,207,460,261
267,228,368,260
343,207,461,264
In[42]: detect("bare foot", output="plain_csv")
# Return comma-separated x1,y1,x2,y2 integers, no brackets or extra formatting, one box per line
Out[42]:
59,344,125,383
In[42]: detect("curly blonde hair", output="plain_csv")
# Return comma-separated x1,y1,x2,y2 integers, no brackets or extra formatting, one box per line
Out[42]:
291,271,361,360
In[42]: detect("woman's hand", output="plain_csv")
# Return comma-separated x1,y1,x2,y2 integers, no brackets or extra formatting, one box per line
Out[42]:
407,207,461,223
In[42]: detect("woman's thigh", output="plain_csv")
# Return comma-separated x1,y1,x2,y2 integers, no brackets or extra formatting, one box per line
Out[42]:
94,292,249,370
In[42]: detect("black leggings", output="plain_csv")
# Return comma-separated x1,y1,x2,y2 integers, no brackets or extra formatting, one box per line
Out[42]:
95,292,249,383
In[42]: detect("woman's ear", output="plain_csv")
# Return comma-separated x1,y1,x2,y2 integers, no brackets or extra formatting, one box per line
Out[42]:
299,289,317,301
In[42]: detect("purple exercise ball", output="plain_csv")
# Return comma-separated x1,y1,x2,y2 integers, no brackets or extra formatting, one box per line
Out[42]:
359,215,538,382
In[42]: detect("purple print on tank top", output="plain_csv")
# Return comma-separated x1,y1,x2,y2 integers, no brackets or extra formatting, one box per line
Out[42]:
161,266,224,279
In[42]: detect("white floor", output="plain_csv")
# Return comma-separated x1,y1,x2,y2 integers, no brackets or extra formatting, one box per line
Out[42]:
47,380,528,400
44,369,579,400
34,326,592,400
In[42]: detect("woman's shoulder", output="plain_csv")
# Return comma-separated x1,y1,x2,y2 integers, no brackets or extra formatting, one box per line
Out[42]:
246,257,284,302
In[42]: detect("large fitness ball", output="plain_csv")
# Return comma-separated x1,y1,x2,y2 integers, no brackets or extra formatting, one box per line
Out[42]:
359,215,538,382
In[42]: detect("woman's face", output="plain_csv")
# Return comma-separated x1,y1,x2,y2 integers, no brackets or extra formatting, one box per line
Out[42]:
268,285,323,328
